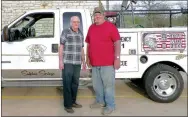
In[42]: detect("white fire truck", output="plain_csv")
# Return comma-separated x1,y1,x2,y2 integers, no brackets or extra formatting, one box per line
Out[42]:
1,7,187,103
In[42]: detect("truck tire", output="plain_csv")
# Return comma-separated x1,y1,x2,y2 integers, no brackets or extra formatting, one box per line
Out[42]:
144,63,184,103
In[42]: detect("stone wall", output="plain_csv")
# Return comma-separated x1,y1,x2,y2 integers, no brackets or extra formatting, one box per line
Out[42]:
1,1,100,30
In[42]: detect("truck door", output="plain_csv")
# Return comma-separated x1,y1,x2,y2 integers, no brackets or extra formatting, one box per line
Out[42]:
116,31,139,73
2,10,60,81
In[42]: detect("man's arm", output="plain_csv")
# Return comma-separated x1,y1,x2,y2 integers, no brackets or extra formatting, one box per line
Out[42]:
111,24,121,58
81,48,85,62
85,44,91,68
86,44,89,60
59,30,67,69
81,34,85,63
111,23,121,69
114,40,121,58
85,29,91,68
59,44,64,64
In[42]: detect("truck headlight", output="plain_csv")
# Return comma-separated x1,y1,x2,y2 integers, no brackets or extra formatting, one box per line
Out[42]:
108,17,114,22
107,17,116,23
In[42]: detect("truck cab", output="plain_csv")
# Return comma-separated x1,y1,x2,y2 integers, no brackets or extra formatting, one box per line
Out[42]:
1,8,91,84
1,8,187,103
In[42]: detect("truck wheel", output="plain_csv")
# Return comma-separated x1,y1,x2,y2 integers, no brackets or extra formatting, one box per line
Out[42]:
144,64,184,103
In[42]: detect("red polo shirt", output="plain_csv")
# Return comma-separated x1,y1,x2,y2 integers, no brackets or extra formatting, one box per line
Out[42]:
85,21,120,66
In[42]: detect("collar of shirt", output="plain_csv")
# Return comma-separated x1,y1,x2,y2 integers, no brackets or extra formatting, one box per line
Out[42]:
69,27,81,34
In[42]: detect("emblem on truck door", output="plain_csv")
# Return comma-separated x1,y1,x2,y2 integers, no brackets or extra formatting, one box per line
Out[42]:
27,44,47,62
142,32,186,52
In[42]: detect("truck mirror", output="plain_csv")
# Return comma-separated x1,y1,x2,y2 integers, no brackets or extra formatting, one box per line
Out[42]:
1,25,9,42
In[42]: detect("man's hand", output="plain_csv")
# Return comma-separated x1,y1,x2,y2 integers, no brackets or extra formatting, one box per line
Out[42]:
59,62,64,70
114,58,120,70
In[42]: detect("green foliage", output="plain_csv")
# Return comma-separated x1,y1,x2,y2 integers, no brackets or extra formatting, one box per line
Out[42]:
172,14,187,26
123,14,187,28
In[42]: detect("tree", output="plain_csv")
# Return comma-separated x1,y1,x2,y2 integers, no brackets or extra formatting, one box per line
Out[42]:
133,0,171,27
110,1,187,28
170,2,187,26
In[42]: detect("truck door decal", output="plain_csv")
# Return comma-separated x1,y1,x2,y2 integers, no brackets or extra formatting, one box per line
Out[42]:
117,32,138,72
121,36,131,49
21,70,55,76
27,44,47,62
120,61,127,66
142,32,186,52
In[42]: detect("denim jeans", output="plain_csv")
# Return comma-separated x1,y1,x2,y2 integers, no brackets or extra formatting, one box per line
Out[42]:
92,66,115,109
62,64,81,108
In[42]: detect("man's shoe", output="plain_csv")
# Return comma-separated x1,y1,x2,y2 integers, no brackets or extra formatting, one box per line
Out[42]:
90,102,105,109
64,108,74,113
102,107,115,115
72,103,82,108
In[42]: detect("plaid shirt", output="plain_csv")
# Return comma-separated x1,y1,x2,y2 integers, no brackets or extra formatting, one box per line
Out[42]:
60,27,84,65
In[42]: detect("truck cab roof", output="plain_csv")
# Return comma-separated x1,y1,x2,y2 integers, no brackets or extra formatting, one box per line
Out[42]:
26,8,89,13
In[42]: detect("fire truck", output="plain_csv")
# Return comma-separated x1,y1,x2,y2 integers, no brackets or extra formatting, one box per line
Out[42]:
1,1,187,103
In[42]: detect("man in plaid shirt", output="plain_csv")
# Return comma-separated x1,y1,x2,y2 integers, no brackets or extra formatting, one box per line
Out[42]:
59,16,86,113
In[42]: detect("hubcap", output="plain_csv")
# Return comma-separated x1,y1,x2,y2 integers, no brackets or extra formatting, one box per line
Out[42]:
153,73,177,97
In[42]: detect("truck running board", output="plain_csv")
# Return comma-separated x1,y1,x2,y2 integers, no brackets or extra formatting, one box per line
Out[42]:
2,79,91,87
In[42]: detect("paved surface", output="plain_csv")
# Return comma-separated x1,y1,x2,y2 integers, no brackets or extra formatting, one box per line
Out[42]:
2,72,187,116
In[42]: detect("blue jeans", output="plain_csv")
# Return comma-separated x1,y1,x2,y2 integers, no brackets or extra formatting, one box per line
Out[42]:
62,64,81,108
92,66,115,109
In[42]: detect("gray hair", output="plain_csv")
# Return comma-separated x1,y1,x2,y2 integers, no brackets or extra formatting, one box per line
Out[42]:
70,16,80,26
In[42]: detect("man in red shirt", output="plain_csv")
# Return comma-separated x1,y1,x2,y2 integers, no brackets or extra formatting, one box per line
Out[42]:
85,7,121,115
